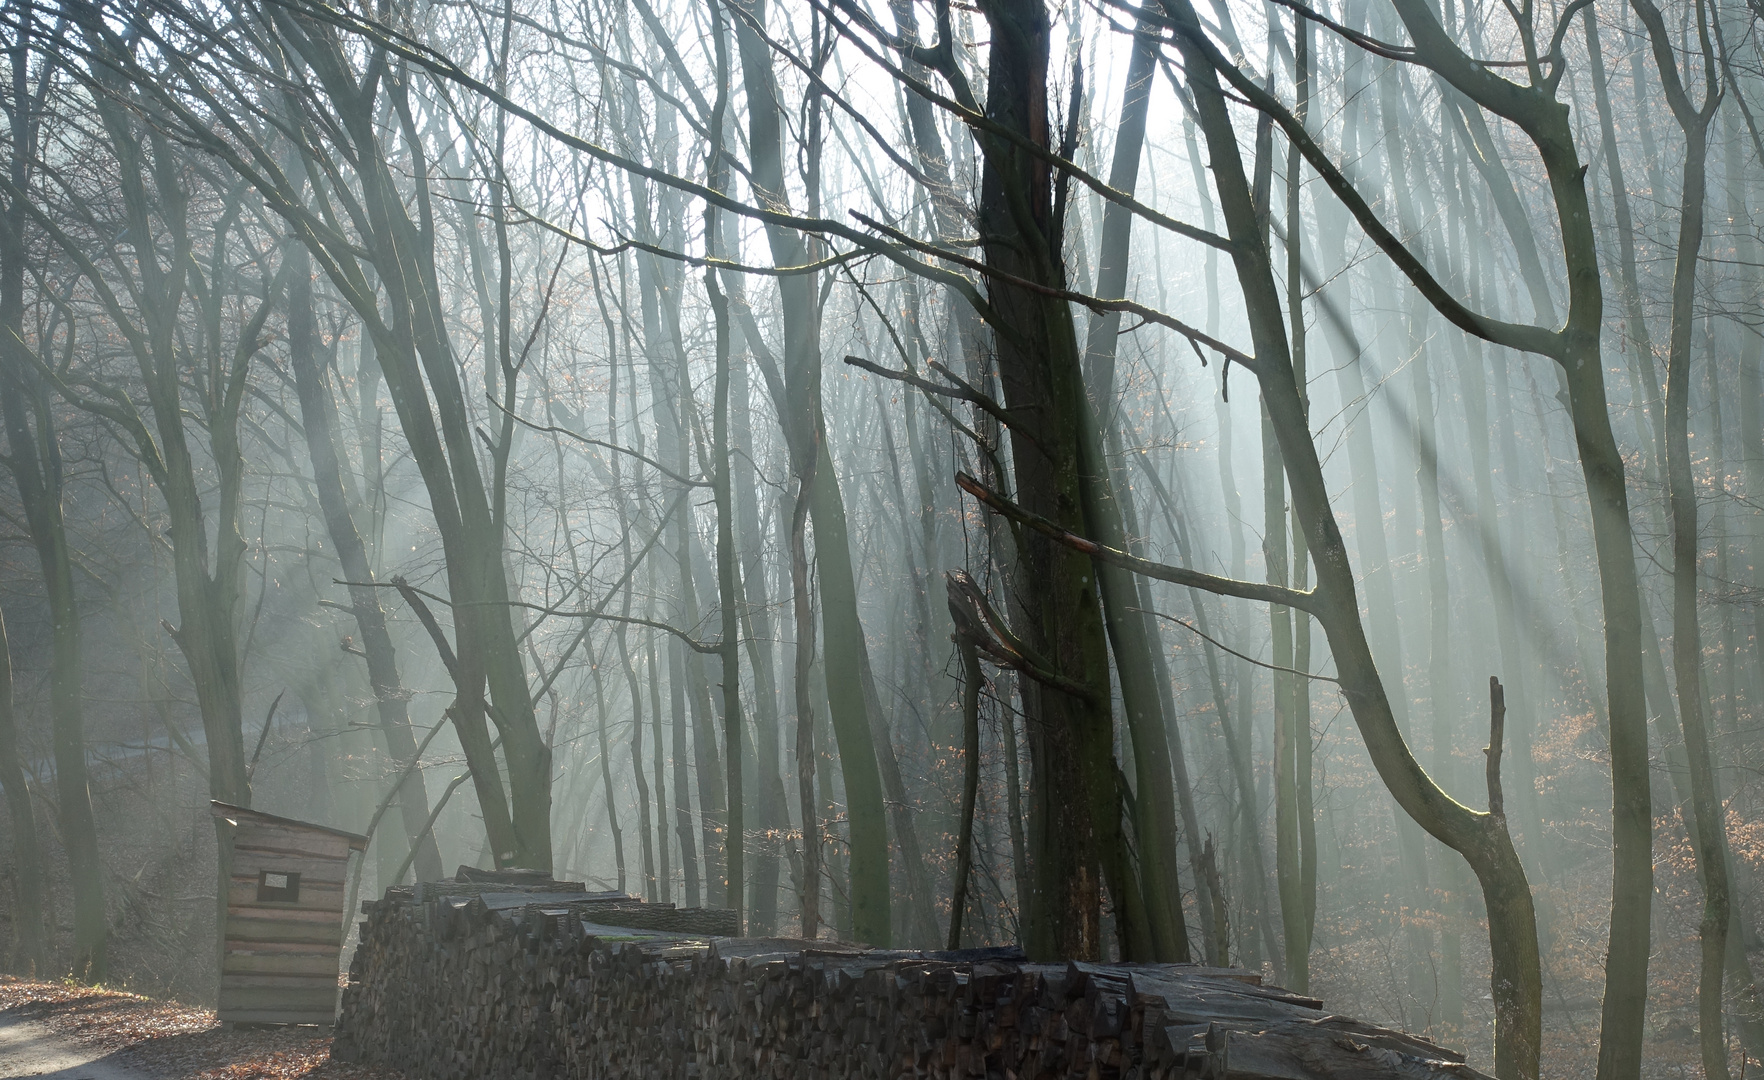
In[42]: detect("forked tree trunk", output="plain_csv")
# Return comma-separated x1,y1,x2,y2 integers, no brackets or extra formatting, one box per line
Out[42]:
287,246,443,885
268,12,553,868
1163,4,1542,1072
1630,4,1730,1074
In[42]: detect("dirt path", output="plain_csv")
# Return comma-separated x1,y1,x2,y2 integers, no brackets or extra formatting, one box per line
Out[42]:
0,1014,155,1079
0,979,403,1080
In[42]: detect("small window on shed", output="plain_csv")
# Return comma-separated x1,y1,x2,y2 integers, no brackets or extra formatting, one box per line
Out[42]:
257,870,301,903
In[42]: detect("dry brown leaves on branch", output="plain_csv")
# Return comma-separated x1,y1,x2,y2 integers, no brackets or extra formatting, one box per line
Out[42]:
0,977,408,1080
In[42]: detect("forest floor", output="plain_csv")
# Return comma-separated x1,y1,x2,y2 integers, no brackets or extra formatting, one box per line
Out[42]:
0,978,405,1080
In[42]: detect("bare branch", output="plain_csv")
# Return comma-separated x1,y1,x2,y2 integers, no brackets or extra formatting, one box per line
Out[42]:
955,471,1321,615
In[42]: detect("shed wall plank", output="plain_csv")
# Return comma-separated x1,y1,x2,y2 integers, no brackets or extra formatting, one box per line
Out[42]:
225,914,345,947
216,1010,335,1025
220,973,342,990
219,986,339,1011
223,952,343,976
231,853,351,883
234,824,353,860
228,878,346,912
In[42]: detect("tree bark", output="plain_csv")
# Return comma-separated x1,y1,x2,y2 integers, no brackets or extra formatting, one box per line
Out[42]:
266,16,554,868
1163,5,1542,1071
974,0,1148,962
734,0,890,944
0,601,47,974
1630,4,1729,1073
0,24,102,975
287,245,443,885
1079,5,1193,964
947,624,983,950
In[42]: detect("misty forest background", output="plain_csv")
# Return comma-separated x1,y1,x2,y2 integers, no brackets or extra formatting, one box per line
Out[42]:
2,0,1764,1075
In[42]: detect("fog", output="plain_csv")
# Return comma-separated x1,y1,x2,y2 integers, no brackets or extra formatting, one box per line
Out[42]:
1,0,1761,1074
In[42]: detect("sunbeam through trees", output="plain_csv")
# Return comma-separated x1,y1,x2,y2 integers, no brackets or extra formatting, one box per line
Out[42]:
2,0,1764,1075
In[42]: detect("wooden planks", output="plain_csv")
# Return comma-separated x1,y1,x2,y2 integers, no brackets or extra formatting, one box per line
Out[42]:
225,906,348,945
220,971,345,989
223,945,346,977
226,875,347,913
210,802,360,1026
217,1009,338,1026
220,985,342,1012
234,823,355,859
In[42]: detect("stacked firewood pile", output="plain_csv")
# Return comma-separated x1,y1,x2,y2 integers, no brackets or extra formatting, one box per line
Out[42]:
333,880,1486,1080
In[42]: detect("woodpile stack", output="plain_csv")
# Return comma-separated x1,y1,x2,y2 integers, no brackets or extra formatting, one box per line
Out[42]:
334,881,1487,1080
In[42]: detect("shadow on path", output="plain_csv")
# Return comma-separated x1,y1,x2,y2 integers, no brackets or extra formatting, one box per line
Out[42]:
0,1013,154,1080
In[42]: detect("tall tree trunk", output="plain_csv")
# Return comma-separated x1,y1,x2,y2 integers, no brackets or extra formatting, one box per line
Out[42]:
595,653,630,895
276,25,552,868
667,633,700,905
733,0,890,944
616,624,648,900
630,144,725,903
974,0,1147,962
0,20,102,975
1165,6,1543,1071
1275,17,1315,990
947,622,983,949
287,246,443,885
1182,110,1278,971
717,240,789,935
1631,5,1729,1074
73,79,255,965
863,377,944,948
0,601,47,974
597,308,654,902
1223,3,1650,1069
1583,11,1665,481
1136,456,1272,970
1718,100,1764,1052
704,52,745,927
1078,4,1191,963
1372,51,1462,1029
789,474,820,939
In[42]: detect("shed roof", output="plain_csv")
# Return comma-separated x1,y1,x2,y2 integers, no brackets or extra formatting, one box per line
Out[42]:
210,801,370,850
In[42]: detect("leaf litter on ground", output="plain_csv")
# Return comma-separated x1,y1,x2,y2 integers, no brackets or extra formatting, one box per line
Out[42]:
0,976,407,1080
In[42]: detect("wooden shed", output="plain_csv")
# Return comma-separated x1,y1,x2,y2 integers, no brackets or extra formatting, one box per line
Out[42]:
209,801,367,1025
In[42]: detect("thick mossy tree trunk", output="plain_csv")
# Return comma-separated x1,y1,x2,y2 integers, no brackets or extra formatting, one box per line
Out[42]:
974,0,1149,962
